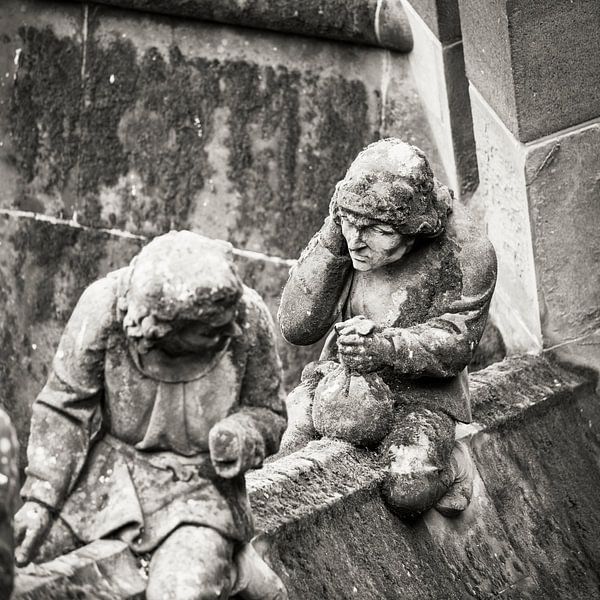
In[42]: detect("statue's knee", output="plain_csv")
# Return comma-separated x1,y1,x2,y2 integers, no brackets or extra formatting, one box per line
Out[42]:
147,526,233,600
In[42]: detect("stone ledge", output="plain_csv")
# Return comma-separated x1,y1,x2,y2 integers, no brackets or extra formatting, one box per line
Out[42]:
247,355,592,536
74,0,413,52
248,355,600,598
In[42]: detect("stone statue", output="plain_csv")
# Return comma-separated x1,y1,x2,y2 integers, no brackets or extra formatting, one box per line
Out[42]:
0,409,18,600
14,232,288,600
278,139,497,518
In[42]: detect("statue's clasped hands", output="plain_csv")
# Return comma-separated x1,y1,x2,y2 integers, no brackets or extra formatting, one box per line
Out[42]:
336,316,394,374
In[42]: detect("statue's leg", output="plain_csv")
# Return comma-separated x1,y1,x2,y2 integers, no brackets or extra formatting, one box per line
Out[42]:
277,360,339,457
380,407,455,519
231,541,288,600
434,439,475,517
277,383,317,457
146,525,234,600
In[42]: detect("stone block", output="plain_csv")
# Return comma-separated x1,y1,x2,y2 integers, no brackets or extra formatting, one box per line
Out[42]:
472,386,600,598
401,0,477,196
0,0,85,215
459,0,600,142
246,356,599,599
405,0,461,44
71,0,413,52
468,88,542,354
2,2,442,260
469,88,600,369
525,120,600,373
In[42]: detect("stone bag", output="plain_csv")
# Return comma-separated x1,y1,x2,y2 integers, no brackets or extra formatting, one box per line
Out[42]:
312,365,394,447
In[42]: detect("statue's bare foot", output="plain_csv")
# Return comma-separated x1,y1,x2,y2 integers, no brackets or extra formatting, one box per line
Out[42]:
435,440,475,517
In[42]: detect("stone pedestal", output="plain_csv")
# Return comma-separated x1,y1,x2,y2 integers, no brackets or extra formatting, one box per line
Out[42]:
459,0,600,372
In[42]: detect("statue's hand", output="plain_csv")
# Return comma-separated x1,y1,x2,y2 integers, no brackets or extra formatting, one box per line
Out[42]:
209,420,262,479
319,216,348,256
14,501,52,566
337,323,394,374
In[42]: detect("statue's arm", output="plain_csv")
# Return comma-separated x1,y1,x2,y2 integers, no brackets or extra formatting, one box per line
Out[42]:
210,289,287,476
383,238,497,378
278,217,352,346
20,277,114,511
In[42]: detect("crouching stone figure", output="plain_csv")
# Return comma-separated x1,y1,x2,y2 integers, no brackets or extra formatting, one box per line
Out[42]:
14,231,288,600
278,139,497,518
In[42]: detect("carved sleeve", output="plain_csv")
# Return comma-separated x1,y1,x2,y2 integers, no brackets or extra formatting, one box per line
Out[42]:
278,221,353,346
383,238,497,378
220,289,288,465
20,278,114,511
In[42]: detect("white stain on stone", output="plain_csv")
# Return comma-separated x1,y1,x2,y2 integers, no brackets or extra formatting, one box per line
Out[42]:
388,432,436,474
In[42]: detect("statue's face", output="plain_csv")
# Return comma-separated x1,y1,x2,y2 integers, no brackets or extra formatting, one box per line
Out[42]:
129,305,239,356
339,209,413,271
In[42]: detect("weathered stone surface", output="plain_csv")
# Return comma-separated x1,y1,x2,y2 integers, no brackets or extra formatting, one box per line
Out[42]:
525,122,600,373
75,0,413,52
0,1,84,216
1,1,442,259
469,89,600,370
468,89,542,354
472,387,600,598
245,356,600,599
405,0,461,44
459,0,600,142
14,540,145,599
401,0,477,196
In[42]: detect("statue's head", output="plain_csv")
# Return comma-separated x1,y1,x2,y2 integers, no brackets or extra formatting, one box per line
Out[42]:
330,138,452,271
118,231,243,355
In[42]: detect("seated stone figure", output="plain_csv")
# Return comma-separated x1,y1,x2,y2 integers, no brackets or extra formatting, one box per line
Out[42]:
0,409,18,600
14,232,288,600
278,139,497,518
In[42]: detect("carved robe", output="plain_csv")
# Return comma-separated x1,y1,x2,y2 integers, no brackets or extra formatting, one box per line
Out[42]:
21,270,286,553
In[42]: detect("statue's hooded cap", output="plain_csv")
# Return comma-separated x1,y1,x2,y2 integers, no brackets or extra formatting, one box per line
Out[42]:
118,231,243,340
330,138,452,237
